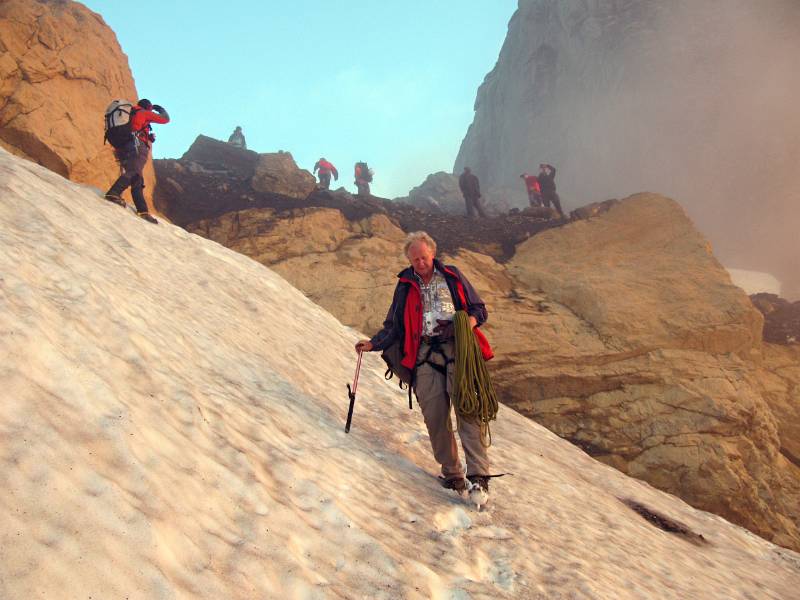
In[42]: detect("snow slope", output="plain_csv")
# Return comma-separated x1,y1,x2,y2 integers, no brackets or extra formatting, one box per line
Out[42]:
1,146,798,599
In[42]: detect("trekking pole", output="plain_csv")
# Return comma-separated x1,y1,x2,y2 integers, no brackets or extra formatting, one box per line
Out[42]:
345,350,363,433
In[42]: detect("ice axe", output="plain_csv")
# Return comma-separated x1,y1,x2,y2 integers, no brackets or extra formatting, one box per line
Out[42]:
345,350,363,433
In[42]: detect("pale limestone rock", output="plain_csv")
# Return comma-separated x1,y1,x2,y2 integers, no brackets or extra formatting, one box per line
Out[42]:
0,0,157,209
508,194,763,358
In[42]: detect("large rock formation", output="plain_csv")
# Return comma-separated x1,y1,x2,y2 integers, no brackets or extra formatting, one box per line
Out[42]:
0,0,156,208
455,0,800,299
154,136,320,225
4,146,800,599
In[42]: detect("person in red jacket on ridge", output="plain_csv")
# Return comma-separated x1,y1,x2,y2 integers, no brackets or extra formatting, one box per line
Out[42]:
105,98,170,224
313,157,338,190
520,172,542,207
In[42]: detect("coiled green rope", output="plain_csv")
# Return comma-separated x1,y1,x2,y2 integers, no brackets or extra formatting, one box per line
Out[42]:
452,310,498,447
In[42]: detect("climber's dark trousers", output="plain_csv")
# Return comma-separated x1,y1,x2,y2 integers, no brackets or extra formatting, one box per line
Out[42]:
542,191,564,217
107,143,150,213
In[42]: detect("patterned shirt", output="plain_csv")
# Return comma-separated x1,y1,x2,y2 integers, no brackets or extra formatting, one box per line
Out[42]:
416,268,456,336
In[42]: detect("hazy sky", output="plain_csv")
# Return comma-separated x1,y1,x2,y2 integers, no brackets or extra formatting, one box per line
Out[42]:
81,1,517,198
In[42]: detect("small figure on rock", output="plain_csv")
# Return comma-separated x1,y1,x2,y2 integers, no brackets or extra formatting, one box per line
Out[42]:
103,98,169,224
313,157,338,190
538,163,564,218
228,126,247,149
458,167,487,219
354,161,373,196
520,172,542,207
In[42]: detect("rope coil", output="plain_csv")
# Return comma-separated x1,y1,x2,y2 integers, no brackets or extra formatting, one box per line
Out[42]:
451,310,498,447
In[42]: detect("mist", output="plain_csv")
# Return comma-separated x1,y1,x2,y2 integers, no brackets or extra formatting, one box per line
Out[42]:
456,0,800,298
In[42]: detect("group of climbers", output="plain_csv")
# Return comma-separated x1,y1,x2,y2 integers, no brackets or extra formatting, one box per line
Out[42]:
457,163,564,220
312,157,373,197
101,99,565,227
520,163,564,218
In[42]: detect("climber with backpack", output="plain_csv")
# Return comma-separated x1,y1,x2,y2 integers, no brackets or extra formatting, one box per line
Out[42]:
354,161,373,196
103,98,170,224
354,231,500,509
313,157,338,190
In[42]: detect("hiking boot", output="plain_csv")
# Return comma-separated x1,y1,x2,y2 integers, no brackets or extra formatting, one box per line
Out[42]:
440,476,469,495
105,193,126,207
468,475,490,508
137,211,158,224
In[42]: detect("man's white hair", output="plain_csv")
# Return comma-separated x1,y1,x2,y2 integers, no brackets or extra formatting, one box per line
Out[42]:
404,231,437,257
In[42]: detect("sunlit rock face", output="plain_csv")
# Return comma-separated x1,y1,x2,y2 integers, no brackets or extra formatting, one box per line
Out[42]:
0,0,156,207
455,0,800,299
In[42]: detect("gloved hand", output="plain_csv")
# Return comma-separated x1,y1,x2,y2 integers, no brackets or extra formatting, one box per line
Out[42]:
433,319,454,339
152,104,165,113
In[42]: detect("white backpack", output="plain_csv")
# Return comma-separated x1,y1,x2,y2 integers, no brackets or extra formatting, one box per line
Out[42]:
104,99,137,148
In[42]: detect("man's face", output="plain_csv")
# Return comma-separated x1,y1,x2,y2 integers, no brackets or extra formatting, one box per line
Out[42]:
407,241,435,279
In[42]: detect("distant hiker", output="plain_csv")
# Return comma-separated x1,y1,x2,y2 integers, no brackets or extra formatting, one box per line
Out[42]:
538,163,564,218
228,126,247,149
354,161,372,196
313,157,339,190
104,98,169,224
355,231,498,508
520,173,542,207
458,167,487,219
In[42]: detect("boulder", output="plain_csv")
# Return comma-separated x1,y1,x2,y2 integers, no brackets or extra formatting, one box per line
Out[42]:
252,151,316,199
0,0,156,209
508,194,763,358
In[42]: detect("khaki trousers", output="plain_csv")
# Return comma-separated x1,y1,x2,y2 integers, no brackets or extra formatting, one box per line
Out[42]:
414,340,490,480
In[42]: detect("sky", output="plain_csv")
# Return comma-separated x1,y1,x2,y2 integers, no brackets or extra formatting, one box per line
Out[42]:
81,1,517,198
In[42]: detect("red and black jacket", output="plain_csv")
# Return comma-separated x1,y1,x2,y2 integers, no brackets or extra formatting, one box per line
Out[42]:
130,106,170,148
369,259,493,370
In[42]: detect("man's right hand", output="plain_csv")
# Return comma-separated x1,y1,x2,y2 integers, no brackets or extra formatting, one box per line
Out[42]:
152,104,165,113
355,340,373,353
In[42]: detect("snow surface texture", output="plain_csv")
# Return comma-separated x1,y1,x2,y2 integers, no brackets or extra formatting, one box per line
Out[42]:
1,146,799,599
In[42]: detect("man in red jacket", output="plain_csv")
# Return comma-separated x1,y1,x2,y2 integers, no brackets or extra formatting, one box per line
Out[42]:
313,157,338,190
105,99,170,224
355,231,495,505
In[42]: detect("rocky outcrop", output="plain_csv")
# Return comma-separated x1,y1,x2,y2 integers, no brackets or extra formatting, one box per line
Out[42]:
751,293,800,345
0,0,156,208
494,196,798,550
508,194,763,358
155,138,562,259
455,0,800,299
252,151,316,198
155,136,331,225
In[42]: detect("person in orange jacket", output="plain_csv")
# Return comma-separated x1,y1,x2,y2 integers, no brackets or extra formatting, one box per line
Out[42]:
354,161,372,196
520,173,542,207
105,98,170,223
313,157,338,190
